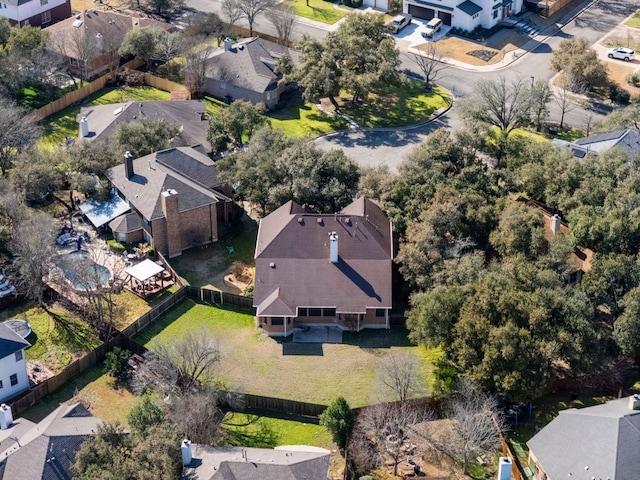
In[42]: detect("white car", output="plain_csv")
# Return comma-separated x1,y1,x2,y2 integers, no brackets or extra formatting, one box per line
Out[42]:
608,47,635,62
390,13,412,33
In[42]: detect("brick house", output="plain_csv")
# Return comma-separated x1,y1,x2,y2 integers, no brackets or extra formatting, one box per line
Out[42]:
0,0,71,28
105,146,233,257
253,197,393,337
45,10,173,80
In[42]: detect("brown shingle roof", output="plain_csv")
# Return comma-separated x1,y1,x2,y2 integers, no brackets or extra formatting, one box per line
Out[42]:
253,198,392,316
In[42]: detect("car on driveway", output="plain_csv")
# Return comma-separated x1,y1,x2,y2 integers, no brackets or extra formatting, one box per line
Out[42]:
608,47,635,61
390,13,412,33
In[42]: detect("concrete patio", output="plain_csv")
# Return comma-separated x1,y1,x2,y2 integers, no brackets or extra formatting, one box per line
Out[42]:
292,326,343,344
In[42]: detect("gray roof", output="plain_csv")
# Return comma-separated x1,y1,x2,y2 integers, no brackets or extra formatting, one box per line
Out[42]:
0,403,102,480
206,37,300,95
253,197,393,316
109,211,143,233
183,445,330,480
567,129,640,157
0,324,29,359
106,147,230,222
457,0,483,15
78,100,211,152
527,397,640,480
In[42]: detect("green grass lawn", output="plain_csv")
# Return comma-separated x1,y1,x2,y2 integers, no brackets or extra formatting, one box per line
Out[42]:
268,99,348,138
0,303,101,374
20,364,136,426
39,86,171,149
284,0,348,24
627,11,640,29
336,83,450,128
223,412,333,448
555,127,585,142
134,299,441,407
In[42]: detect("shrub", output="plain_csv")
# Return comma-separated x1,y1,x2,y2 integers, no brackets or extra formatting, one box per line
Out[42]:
117,68,145,87
351,0,363,6
609,84,631,105
107,239,127,253
320,396,353,450
104,347,131,378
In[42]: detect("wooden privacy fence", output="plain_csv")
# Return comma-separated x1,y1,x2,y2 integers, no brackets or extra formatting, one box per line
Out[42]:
144,73,191,100
224,391,328,420
186,286,255,311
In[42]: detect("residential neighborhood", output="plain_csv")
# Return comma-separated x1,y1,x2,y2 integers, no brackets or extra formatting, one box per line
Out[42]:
0,0,639,478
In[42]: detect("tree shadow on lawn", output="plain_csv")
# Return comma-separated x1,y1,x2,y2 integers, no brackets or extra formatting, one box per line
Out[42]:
222,413,280,448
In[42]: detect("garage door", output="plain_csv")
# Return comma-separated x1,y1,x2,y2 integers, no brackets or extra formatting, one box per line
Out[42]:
408,4,434,20
437,11,452,25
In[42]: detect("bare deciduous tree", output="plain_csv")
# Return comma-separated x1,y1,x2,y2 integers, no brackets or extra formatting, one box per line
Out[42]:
431,377,505,474
223,0,276,37
266,6,296,45
376,351,427,403
409,44,445,90
0,98,41,175
553,76,583,129
134,332,222,394
181,37,212,97
167,389,226,444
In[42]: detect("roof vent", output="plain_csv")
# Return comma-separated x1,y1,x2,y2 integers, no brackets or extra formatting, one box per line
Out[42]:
298,218,304,225
72,18,83,28
344,217,351,225
628,394,640,411
269,262,275,268
317,218,323,225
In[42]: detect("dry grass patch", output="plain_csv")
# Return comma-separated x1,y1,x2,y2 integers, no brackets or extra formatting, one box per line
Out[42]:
429,35,521,66
605,61,640,96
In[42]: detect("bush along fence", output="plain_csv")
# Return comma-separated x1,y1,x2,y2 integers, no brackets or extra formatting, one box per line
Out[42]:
185,286,254,311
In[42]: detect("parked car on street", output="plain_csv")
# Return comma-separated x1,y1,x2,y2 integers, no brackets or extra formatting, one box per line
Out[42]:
390,13,412,33
608,47,635,61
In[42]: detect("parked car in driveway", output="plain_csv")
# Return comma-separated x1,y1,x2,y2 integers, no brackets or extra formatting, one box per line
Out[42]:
390,13,412,33
421,17,443,38
608,47,635,61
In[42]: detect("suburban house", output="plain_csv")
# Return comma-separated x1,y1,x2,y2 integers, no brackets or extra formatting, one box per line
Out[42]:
204,37,300,110
552,129,640,159
104,146,234,257
181,442,331,480
0,324,29,404
404,0,524,31
0,403,102,479
45,10,173,79
0,0,70,28
527,395,640,480
77,100,212,152
253,197,393,337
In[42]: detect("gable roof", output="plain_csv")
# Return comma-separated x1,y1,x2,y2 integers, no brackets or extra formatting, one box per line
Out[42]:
253,197,393,316
106,147,230,222
0,324,29,359
45,10,172,61
527,397,640,480
457,0,483,16
555,129,640,158
109,211,143,233
0,403,102,480
206,37,300,94
78,101,211,152
182,445,330,480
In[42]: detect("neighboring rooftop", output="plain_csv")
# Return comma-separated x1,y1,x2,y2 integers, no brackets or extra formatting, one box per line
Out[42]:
0,323,29,359
553,129,640,158
182,445,331,480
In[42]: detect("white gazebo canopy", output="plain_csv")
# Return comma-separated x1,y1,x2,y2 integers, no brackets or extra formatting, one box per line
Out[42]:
125,259,164,282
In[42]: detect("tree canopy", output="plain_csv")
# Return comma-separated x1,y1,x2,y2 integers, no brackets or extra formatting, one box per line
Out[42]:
550,37,608,91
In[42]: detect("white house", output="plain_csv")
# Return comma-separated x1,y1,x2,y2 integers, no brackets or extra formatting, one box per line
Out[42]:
0,0,71,27
0,324,29,403
404,0,524,31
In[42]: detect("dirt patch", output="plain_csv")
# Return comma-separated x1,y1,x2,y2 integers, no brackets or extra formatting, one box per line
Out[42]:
467,49,497,62
428,36,520,66
71,0,123,14
607,62,640,96
223,261,254,293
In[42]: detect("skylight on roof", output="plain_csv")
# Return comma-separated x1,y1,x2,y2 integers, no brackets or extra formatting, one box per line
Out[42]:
72,19,83,28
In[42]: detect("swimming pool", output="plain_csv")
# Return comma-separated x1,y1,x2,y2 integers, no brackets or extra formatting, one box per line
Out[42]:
52,251,112,290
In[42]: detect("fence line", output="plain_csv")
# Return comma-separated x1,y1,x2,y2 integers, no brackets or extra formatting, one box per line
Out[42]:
144,73,191,100
120,286,187,338
186,286,255,311
223,391,327,420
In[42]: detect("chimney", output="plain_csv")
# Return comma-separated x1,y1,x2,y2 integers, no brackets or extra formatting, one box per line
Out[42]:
329,232,338,263
497,457,511,480
79,116,89,138
124,151,134,179
550,214,561,235
224,37,233,51
161,189,182,257
95,32,103,51
181,439,192,466
628,394,640,411
0,404,13,430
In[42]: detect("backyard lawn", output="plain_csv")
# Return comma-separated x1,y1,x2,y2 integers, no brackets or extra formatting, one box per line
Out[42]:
20,363,136,426
134,299,441,407
0,303,101,374
39,86,171,149
283,0,348,24
626,10,640,29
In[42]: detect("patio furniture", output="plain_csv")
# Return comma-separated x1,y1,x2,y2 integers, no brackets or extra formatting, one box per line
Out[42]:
56,233,72,245
226,246,235,254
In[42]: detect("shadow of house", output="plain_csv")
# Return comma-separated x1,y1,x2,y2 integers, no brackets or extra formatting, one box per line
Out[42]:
253,197,393,337
77,100,211,152
105,147,235,257
45,10,173,80
204,37,300,110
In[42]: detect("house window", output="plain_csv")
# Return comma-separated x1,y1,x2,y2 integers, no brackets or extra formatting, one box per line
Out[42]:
266,90,274,101
220,82,226,90
308,308,322,317
0,380,3,389
473,13,479,19
493,10,498,18
9,374,17,386
323,308,336,317
15,351,22,362
298,308,308,317
271,317,284,326
41,10,51,24
40,0,48,5
375,309,386,318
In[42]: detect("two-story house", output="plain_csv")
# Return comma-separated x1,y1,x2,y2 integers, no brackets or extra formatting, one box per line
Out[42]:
0,0,70,28
0,324,29,404
404,0,524,31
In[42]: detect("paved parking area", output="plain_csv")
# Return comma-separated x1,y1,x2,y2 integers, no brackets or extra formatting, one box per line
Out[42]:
394,19,450,48
292,326,343,344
